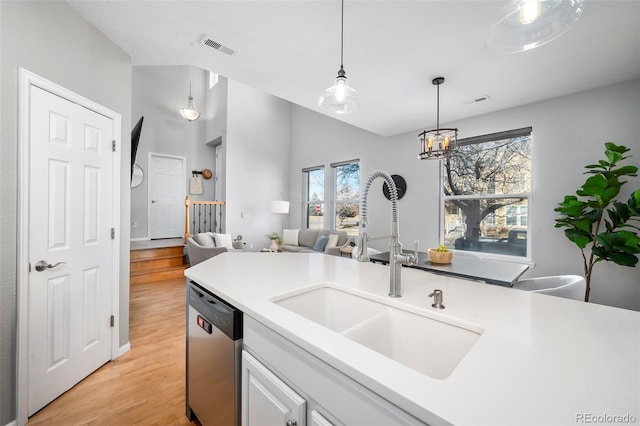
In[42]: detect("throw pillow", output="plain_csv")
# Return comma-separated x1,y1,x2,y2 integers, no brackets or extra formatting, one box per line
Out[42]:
313,235,329,252
282,229,299,246
213,233,233,249
193,232,215,248
325,233,339,249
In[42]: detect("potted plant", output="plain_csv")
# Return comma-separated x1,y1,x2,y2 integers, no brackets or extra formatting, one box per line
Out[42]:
428,244,453,264
554,142,640,302
265,232,282,252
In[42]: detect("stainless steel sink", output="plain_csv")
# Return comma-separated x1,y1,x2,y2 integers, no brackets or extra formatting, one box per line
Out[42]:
273,285,482,379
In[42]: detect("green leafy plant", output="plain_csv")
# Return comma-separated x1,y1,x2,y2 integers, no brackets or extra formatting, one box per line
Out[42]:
265,232,282,245
555,142,640,301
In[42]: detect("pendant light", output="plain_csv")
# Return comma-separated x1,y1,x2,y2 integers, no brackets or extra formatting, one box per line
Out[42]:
318,0,357,114
418,77,458,161
486,0,584,54
180,66,201,122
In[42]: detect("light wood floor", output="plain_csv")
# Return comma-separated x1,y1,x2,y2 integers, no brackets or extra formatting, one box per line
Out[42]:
28,278,197,425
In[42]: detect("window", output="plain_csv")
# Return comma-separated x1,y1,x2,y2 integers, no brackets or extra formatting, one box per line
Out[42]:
442,128,531,258
208,71,219,90
332,160,360,236
303,167,324,229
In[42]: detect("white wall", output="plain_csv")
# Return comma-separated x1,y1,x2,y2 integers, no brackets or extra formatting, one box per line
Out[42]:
289,80,640,311
131,66,219,239
0,1,132,423
226,80,292,249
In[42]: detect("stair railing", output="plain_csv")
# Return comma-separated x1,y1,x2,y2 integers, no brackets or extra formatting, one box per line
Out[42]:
184,196,225,242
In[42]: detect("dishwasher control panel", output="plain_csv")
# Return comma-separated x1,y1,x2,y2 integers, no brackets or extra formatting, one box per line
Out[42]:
196,315,212,334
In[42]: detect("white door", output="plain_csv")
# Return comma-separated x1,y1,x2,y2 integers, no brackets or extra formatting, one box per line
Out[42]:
148,153,185,239
28,86,114,415
242,350,307,426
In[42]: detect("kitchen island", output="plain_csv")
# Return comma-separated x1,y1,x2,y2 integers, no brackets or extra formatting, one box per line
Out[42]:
185,252,639,425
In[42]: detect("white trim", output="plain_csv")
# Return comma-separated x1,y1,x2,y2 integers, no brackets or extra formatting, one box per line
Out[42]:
147,152,187,239
16,68,122,425
130,237,151,242
4,421,18,426
117,342,131,358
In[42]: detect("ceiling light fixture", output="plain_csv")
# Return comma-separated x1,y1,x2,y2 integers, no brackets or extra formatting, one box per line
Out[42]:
318,0,357,114
418,77,458,161
180,66,201,122
486,0,584,54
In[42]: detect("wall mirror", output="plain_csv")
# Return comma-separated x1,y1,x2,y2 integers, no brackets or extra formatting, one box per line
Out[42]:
131,163,144,188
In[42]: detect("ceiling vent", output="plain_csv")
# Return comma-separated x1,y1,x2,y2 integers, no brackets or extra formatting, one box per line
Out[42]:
202,37,236,56
465,95,491,105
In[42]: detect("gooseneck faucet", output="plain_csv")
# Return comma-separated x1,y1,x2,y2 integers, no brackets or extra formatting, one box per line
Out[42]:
356,170,418,297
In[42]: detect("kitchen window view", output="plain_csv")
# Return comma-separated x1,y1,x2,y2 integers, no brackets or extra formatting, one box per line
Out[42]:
332,160,360,236
442,128,532,258
304,167,324,229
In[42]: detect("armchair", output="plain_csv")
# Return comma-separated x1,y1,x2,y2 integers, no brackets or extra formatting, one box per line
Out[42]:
186,236,228,266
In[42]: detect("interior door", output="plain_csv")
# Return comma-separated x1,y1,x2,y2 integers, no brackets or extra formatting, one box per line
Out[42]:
148,153,185,239
28,85,114,415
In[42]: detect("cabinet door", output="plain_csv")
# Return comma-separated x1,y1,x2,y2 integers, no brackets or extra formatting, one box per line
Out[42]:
242,350,306,426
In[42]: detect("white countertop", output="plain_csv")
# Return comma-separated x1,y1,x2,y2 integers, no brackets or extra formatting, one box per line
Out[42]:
185,252,640,426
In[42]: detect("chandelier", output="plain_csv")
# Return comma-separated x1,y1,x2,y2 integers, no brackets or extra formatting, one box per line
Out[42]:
418,77,458,160
180,67,200,122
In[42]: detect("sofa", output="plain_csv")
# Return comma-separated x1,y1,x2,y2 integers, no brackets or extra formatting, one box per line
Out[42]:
279,228,350,256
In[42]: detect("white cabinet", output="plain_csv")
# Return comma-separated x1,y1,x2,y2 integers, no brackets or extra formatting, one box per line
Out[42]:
310,410,334,426
242,350,306,426
243,316,425,426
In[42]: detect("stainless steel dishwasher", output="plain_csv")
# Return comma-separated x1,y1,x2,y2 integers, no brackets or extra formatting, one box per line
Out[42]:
186,280,243,426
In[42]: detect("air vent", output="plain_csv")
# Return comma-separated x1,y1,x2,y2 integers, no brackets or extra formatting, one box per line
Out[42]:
202,37,236,56
465,95,491,105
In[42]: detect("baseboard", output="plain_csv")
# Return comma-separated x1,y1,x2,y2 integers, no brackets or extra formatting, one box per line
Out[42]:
5,420,17,426
130,237,150,242
116,342,131,358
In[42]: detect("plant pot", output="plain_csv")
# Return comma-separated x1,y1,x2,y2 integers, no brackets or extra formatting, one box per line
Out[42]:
428,249,453,264
269,240,280,251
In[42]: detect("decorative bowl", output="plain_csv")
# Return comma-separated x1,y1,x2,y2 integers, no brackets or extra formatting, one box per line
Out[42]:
427,249,453,264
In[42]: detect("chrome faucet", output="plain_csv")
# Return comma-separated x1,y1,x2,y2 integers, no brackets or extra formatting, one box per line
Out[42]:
356,170,418,298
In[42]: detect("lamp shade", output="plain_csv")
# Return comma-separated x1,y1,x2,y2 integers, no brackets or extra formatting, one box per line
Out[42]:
486,0,584,54
270,200,290,214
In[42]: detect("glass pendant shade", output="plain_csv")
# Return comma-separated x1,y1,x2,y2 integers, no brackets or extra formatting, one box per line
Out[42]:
318,67,357,114
318,0,357,114
180,95,200,122
486,0,584,54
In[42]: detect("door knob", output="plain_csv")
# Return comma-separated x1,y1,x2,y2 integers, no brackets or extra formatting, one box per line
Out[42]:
35,260,67,272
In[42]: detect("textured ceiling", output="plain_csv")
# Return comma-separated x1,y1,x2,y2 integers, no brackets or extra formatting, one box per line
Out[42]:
67,0,640,137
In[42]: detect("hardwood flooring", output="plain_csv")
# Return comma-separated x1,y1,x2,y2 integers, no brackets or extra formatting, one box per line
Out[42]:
28,278,197,425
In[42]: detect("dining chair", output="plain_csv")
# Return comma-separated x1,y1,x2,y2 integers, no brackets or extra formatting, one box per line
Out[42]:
512,275,586,301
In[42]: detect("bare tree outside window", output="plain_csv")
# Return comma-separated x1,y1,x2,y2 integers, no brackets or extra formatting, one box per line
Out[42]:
442,129,532,257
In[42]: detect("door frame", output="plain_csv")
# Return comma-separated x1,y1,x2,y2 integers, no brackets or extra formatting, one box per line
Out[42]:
147,152,186,239
16,68,122,424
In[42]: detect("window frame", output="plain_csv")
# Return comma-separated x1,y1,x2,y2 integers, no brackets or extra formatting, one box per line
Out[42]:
302,165,325,229
331,159,360,236
440,127,532,261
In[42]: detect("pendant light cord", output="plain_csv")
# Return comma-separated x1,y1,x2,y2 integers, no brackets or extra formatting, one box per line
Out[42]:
340,0,344,69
